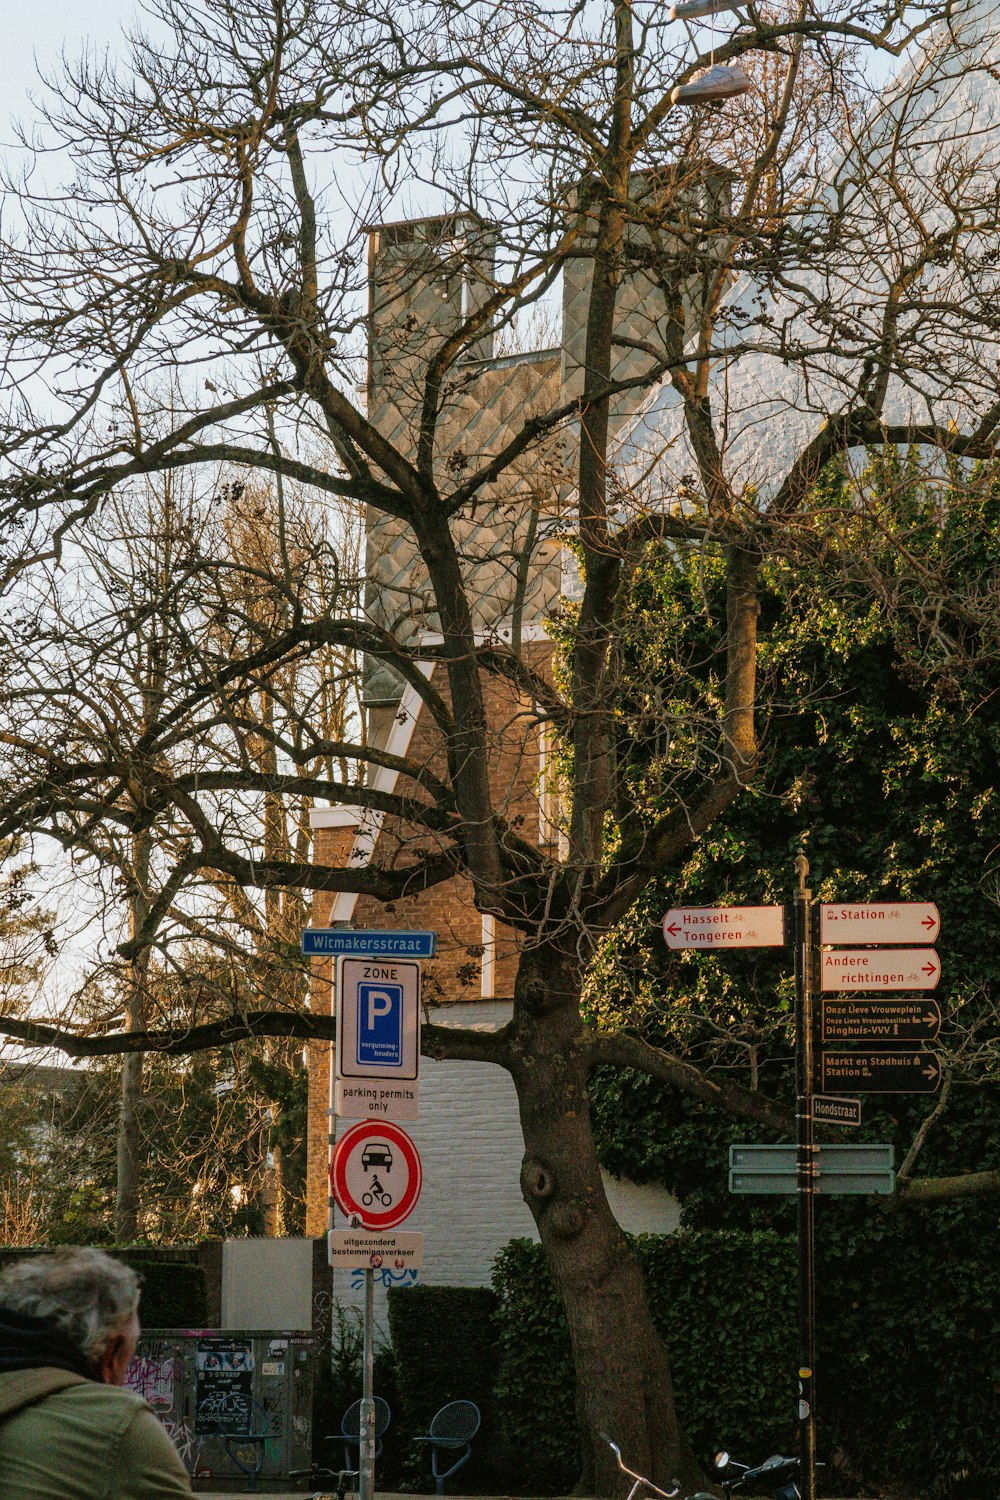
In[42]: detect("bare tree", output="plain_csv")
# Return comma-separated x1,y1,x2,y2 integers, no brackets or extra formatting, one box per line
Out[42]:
0,460,362,1236
1,0,999,1487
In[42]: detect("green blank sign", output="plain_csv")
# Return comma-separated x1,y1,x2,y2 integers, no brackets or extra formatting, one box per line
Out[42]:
728,1143,894,1196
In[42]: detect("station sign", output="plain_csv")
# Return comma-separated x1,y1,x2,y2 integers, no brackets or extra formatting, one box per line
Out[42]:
328,1228,424,1272
662,905,785,949
302,928,437,958
819,1050,941,1094
336,956,420,1120
819,949,940,992
818,902,939,945
331,1119,423,1230
821,998,940,1044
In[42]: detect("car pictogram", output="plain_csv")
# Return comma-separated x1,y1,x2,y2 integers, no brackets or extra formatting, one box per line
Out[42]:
361,1141,393,1173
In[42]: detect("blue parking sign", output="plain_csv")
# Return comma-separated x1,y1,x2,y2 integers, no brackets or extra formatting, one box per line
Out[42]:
356,983,404,1068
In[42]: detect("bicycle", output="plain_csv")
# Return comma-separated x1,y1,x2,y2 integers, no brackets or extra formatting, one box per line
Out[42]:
287,1462,357,1500
603,1435,807,1500
603,1435,681,1500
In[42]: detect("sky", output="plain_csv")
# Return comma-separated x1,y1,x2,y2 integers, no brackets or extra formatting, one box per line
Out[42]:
7,0,140,126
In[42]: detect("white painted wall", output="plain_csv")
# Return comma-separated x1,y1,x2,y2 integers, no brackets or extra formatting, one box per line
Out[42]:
329,1002,681,1331
222,1237,314,1330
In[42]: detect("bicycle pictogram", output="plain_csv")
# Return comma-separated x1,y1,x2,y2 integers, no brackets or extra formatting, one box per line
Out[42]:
362,1174,392,1208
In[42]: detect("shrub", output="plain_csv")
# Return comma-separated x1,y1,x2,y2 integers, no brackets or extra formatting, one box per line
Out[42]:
492,1231,796,1494
0,1246,207,1330
491,1225,1000,1498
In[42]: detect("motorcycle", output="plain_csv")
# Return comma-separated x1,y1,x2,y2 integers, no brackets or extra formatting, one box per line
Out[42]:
603,1435,804,1500
711,1449,802,1500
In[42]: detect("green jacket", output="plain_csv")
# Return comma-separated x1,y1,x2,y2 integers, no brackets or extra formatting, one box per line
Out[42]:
0,1367,193,1499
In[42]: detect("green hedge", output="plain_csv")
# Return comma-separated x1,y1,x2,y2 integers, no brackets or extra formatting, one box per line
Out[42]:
120,1256,208,1329
387,1284,500,1490
492,1231,797,1494
0,1247,208,1330
491,1228,1000,1498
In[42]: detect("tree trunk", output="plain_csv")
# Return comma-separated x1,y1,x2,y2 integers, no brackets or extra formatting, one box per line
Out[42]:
116,1051,143,1242
117,828,151,1242
509,947,705,1497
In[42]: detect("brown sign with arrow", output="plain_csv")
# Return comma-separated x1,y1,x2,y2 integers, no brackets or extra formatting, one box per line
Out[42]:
818,902,940,944
821,998,941,1044
819,1049,941,1094
820,948,940,992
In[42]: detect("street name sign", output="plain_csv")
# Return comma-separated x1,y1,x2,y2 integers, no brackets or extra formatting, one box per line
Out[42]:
812,1095,862,1127
328,1228,424,1272
818,903,939,945
302,928,437,958
821,997,941,1044
662,905,785,949
819,1050,942,1094
330,1119,423,1230
819,949,940,992
336,956,420,1120
728,1143,894,1196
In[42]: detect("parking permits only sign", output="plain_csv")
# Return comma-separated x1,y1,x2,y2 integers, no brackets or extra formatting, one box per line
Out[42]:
336,956,420,1120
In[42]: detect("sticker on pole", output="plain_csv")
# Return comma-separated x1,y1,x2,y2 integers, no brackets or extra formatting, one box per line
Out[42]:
331,1119,423,1230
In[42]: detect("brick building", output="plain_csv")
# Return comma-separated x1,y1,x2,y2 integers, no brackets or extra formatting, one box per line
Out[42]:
304,205,686,1297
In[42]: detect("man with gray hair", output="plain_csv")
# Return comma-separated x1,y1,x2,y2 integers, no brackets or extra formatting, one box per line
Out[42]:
0,1247,192,1498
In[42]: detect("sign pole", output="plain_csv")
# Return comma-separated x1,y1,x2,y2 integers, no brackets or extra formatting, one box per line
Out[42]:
793,850,817,1500
360,1266,375,1500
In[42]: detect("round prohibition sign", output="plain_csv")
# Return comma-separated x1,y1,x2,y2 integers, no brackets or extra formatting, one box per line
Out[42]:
331,1119,422,1230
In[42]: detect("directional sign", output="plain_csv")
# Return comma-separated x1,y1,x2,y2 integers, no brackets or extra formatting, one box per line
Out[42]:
336,957,420,1120
728,1143,894,1195
302,928,437,958
820,949,940,992
819,1050,942,1094
819,902,939,945
813,1095,862,1127
821,998,941,1044
662,905,785,949
328,1228,424,1272
331,1119,423,1230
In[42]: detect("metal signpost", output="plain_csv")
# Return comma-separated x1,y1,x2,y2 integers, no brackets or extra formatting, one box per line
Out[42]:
330,1120,424,1500
793,855,817,1500
670,870,944,1500
304,926,435,1500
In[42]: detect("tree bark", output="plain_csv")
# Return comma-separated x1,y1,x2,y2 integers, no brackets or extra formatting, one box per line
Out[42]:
509,945,705,1497
115,1050,143,1243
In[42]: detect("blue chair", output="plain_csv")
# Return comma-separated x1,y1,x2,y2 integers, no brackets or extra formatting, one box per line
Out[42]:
219,1400,270,1488
414,1400,481,1494
339,1396,391,1471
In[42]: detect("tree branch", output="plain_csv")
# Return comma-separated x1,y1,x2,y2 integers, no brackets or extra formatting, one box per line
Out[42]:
591,1028,796,1136
0,1009,512,1068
